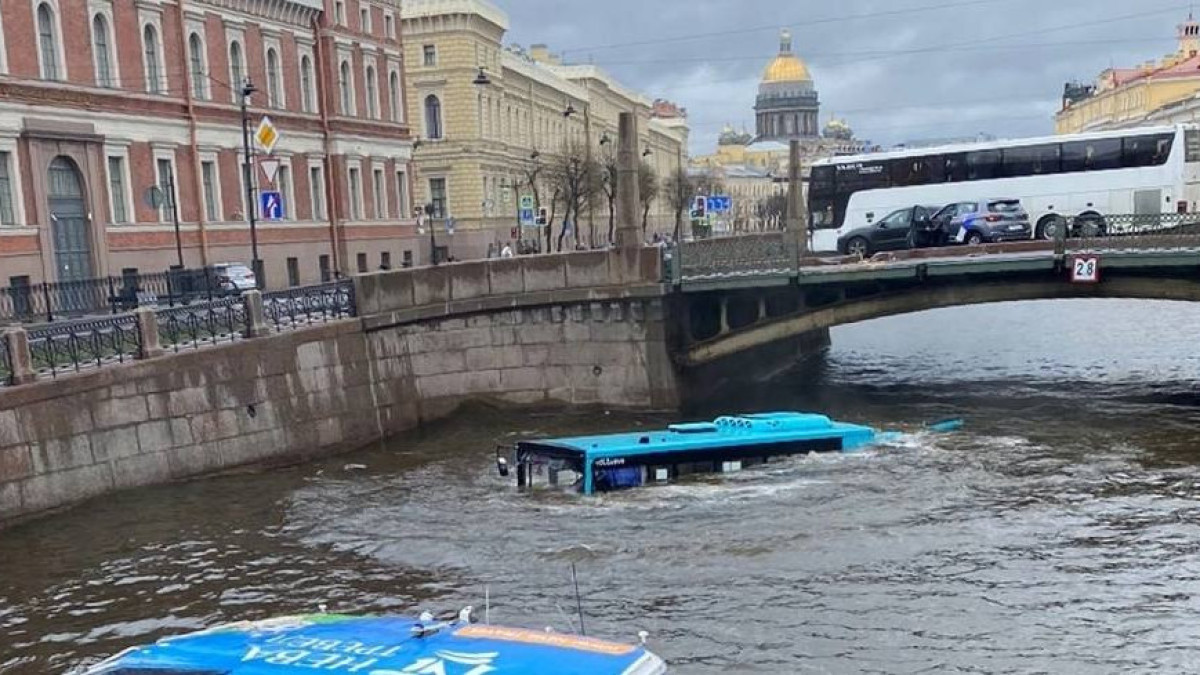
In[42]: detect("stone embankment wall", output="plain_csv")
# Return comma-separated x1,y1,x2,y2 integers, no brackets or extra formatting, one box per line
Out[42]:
0,249,676,525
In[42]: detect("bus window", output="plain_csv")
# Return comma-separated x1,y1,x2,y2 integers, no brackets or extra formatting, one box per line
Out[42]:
810,165,835,197
1122,133,1174,168
967,150,1001,180
1002,144,1061,177
1062,138,1121,172
1186,129,1200,162
921,154,946,184
944,153,968,182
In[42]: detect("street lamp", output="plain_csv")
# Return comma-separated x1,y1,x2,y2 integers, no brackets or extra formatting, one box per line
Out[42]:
472,67,492,86
424,202,438,265
239,78,262,287
563,102,576,118
599,132,611,146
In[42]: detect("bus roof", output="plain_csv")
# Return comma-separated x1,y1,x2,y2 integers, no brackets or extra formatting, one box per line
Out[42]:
813,123,1196,167
520,412,876,461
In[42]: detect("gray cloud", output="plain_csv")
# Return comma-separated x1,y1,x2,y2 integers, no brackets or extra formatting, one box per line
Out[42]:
501,0,1190,153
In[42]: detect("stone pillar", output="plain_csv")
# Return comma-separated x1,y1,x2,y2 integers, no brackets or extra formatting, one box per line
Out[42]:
785,139,808,268
615,112,641,250
4,328,36,385
242,290,271,338
134,307,164,360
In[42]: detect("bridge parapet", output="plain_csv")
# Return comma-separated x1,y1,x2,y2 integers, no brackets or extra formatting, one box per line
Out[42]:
354,247,665,324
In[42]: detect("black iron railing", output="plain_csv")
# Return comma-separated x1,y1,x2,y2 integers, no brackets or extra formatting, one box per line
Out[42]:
263,280,356,329
0,334,10,385
25,313,142,379
0,269,239,324
157,297,247,353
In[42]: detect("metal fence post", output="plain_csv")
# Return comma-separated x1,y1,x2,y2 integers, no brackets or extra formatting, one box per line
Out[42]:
134,307,164,359
242,290,270,338
4,328,36,385
1054,217,1067,258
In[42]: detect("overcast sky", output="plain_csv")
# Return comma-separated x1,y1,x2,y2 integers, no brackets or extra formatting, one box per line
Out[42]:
502,0,1192,154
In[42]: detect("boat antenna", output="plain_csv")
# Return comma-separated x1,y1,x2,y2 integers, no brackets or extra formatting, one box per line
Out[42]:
571,563,587,637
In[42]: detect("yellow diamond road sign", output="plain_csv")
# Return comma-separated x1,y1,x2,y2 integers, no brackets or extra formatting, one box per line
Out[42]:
255,116,278,154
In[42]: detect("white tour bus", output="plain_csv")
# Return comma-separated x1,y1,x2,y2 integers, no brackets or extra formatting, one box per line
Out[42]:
808,124,1200,252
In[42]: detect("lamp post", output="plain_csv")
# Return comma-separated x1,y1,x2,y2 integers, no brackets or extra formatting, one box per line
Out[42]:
239,78,262,287
424,202,437,265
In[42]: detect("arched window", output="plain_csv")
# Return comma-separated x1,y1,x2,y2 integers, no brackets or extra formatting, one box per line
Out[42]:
229,40,244,102
188,33,206,99
143,24,161,93
37,3,59,80
365,65,378,119
388,71,400,122
300,55,314,113
424,95,442,140
266,48,281,108
92,14,112,87
339,60,352,114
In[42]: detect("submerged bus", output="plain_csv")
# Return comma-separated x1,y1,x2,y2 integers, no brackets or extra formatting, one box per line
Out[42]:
808,124,1200,251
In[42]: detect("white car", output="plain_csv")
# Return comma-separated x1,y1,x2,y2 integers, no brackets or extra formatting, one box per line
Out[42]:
211,263,257,294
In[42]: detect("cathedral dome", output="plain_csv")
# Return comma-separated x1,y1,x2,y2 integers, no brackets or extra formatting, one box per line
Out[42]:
762,29,811,83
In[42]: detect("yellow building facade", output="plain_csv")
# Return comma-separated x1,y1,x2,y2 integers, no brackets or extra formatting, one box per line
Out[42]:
401,0,688,258
1056,15,1200,134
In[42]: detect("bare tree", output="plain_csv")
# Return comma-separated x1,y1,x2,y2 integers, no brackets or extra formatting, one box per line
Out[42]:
757,194,787,230
664,167,695,240
546,141,600,251
598,148,618,245
638,161,660,235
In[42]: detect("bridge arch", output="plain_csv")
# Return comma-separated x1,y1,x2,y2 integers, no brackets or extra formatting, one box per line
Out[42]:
683,276,1200,367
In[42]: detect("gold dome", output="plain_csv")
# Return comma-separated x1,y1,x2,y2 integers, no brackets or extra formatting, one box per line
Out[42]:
762,28,812,83
763,55,811,83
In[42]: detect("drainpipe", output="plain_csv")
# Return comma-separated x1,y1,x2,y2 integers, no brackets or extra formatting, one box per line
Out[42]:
313,15,344,278
176,0,209,267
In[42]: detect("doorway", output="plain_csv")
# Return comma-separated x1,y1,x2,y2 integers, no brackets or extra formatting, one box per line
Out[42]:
48,156,93,282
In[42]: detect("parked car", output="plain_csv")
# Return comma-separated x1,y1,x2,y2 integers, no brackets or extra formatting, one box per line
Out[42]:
837,204,944,257
931,199,1032,246
211,262,257,294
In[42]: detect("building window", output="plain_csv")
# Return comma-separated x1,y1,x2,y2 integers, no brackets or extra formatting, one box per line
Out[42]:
201,160,219,221
143,24,162,94
0,152,15,225
319,254,331,282
372,168,385,218
277,164,292,220
107,156,128,224
402,250,412,268
348,167,362,220
395,170,408,217
423,44,436,67
385,14,395,39
92,14,113,87
428,177,446,218
155,158,175,223
356,252,367,273
300,55,314,113
424,95,442,139
365,65,378,119
339,60,353,115
360,6,370,33
188,33,206,99
229,40,244,101
266,47,281,108
37,3,59,80
334,0,345,24
310,165,326,219
388,71,401,122
286,257,300,286
380,251,391,270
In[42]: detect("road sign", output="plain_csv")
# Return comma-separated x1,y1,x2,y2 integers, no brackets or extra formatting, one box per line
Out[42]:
707,195,732,213
446,217,456,235
260,190,283,221
519,208,535,225
519,195,535,210
1071,256,1100,283
255,116,279,154
259,156,281,186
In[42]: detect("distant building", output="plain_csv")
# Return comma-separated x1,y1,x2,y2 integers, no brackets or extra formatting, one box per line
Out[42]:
1056,14,1200,133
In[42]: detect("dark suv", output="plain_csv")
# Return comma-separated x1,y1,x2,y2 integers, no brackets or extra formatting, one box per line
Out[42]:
837,204,944,257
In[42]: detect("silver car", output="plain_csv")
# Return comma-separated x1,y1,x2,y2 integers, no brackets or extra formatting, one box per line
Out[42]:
932,199,1032,246
211,262,257,293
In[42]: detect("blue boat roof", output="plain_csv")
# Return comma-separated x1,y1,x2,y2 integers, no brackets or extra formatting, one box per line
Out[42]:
81,614,665,675
523,412,876,460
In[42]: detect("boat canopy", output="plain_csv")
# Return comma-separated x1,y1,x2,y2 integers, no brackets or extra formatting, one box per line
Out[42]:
516,412,878,494
79,613,666,675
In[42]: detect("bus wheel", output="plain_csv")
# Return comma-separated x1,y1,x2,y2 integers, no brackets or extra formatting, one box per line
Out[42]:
1037,215,1066,241
846,237,870,258
1076,213,1106,238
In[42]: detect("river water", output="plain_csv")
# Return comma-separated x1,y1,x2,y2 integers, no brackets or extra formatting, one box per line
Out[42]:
5,299,1200,674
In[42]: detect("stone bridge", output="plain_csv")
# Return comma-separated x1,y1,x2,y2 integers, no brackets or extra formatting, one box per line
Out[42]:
5,230,1200,523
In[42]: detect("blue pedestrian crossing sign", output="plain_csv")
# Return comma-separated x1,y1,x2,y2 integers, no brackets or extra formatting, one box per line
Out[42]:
260,191,283,220
519,208,535,225
707,195,732,213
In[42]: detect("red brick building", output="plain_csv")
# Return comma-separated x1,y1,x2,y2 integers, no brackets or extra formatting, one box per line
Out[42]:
0,0,418,289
